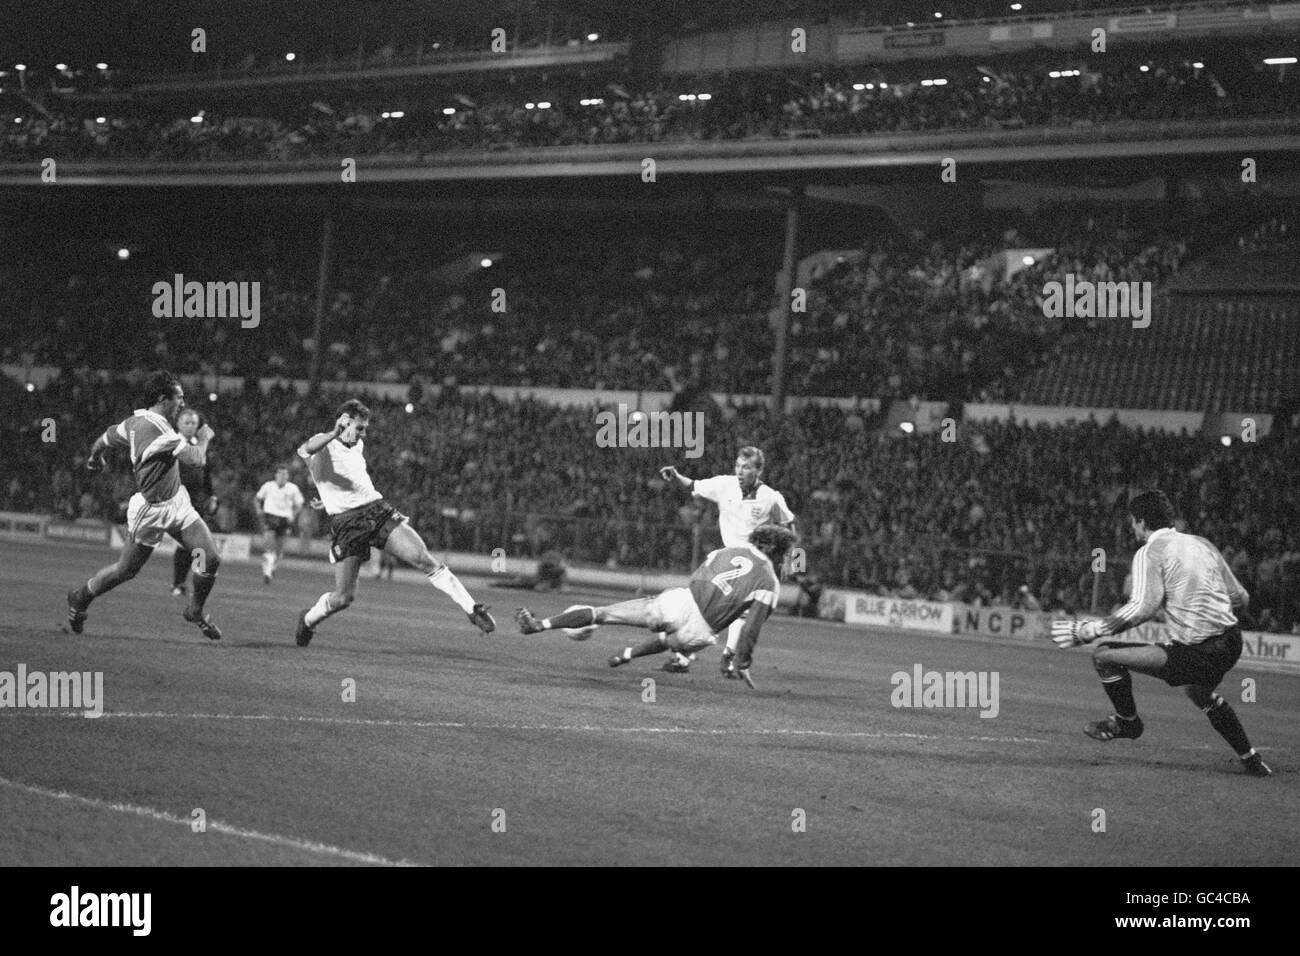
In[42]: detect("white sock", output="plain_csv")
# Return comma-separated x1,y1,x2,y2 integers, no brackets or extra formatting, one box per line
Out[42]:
263,551,274,575
724,618,745,652
304,592,336,627
428,567,476,614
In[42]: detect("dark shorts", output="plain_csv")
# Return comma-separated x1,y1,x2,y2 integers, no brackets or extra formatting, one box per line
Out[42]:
328,499,407,563
1159,627,1243,688
264,514,293,536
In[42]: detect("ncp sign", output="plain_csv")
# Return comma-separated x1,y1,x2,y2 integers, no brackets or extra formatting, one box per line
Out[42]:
845,594,952,633
951,605,1047,641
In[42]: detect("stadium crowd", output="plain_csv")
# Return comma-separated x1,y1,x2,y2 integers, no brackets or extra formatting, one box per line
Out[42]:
4,373,1298,632
4,199,1243,404
3,49,1296,162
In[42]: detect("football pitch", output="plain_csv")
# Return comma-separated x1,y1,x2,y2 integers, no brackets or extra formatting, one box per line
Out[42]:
1,539,1295,866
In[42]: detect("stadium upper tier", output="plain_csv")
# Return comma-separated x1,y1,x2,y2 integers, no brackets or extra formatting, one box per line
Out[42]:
4,45,1297,163
1,198,1293,407
4,373,1298,631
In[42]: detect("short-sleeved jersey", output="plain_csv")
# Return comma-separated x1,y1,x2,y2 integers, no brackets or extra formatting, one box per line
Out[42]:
300,439,381,515
257,480,305,519
103,409,187,503
1101,527,1248,645
688,544,781,633
692,476,795,548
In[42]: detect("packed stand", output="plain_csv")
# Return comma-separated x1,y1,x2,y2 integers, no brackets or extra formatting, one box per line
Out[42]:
4,373,1299,632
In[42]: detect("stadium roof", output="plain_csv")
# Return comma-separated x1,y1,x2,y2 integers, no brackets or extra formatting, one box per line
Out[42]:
0,1,1164,74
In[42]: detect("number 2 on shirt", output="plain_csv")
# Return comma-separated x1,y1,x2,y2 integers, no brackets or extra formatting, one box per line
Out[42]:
711,556,753,595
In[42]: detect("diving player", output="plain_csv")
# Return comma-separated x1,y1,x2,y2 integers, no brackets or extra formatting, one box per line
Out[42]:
659,446,796,674
516,524,796,689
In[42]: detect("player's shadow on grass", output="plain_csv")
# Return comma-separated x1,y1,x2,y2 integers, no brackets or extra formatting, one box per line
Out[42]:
54,624,225,648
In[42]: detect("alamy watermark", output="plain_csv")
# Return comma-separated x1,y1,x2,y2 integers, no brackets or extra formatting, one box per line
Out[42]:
595,403,703,458
50,886,150,936
151,273,260,328
1041,275,1151,329
0,664,103,717
891,663,999,718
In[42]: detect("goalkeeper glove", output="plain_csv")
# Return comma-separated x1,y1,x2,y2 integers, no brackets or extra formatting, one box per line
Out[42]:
1050,619,1101,648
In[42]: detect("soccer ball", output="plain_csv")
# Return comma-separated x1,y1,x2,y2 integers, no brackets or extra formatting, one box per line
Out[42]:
560,605,599,641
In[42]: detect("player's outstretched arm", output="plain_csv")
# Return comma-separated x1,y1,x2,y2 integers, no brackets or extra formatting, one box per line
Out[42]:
733,602,772,688
85,430,112,470
657,465,694,491
176,423,213,467
297,417,347,460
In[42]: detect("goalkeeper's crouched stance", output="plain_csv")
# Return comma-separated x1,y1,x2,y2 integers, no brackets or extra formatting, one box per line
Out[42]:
516,524,797,689
1050,489,1271,777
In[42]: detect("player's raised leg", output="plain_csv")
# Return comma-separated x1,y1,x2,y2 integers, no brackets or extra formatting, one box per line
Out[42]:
517,598,652,633
296,556,364,646
1084,641,1169,740
382,521,495,633
515,598,673,667
66,542,155,634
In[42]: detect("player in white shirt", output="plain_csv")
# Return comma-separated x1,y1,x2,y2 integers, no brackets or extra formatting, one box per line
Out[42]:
292,399,496,646
1051,489,1271,777
659,445,796,674
255,466,305,584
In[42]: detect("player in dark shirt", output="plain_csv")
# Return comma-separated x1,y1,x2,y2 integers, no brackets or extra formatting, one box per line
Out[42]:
170,409,219,596
515,525,796,688
66,371,223,640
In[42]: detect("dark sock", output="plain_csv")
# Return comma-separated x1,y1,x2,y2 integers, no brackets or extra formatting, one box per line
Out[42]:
188,571,217,616
72,583,94,609
546,606,594,629
630,635,668,659
172,548,190,588
1205,696,1253,756
1102,672,1138,719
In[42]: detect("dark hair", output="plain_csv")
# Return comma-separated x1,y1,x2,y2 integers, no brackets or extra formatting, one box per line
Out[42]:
143,370,181,407
337,398,372,420
1128,489,1175,531
275,464,290,473
749,524,796,566
738,445,765,471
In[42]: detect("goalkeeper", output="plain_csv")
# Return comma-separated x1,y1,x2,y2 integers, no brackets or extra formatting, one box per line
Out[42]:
1050,490,1270,777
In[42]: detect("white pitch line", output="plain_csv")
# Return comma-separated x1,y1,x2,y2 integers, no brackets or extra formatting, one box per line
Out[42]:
0,775,419,867
3,710,1050,744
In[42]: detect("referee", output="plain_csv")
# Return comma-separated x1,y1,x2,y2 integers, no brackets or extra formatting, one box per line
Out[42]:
170,408,219,597
1051,489,1272,777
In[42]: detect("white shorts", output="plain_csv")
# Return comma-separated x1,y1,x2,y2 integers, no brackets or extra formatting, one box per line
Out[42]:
127,485,202,548
646,587,716,653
